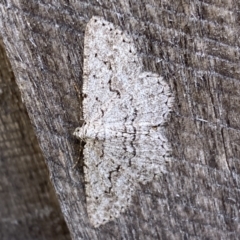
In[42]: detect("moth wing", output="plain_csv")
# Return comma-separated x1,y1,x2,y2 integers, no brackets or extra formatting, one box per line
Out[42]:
82,17,141,124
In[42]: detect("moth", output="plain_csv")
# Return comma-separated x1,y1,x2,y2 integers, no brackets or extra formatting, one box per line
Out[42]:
74,16,174,227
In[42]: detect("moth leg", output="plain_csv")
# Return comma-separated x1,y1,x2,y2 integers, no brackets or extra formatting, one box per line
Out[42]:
72,138,85,169
74,82,84,122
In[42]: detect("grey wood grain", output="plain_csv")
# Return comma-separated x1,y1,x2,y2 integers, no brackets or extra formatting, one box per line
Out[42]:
0,39,70,240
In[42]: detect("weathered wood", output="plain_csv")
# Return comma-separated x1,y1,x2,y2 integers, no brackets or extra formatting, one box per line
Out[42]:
0,0,240,239
0,40,70,239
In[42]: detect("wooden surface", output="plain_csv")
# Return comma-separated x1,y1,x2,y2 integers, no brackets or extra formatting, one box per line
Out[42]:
0,0,240,239
0,40,70,239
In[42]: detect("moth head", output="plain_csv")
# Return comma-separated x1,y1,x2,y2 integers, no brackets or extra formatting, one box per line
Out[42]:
73,127,85,140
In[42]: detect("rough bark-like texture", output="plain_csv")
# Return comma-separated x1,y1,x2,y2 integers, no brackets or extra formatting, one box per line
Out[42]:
0,0,240,239
0,40,71,239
